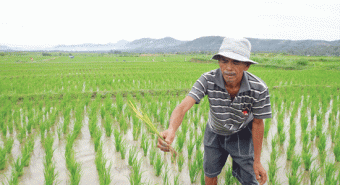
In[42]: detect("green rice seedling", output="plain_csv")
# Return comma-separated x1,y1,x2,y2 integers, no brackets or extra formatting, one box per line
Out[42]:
187,138,195,160
128,157,143,185
286,144,294,161
128,147,138,166
315,115,322,138
132,120,141,141
104,116,112,137
195,132,203,151
177,153,184,172
302,145,313,171
286,169,301,185
224,163,236,185
142,136,149,157
5,136,14,154
0,146,6,170
291,154,301,175
95,147,112,185
63,114,71,134
173,173,180,185
310,127,316,141
113,128,122,152
149,146,156,166
310,166,319,185
175,130,185,153
324,161,337,184
334,140,340,162
264,119,271,138
188,160,199,183
302,131,310,150
279,131,285,145
162,164,169,185
94,128,102,152
154,153,164,176
7,168,19,185
119,141,127,159
181,121,188,134
140,131,146,148
21,138,34,167
44,162,57,185
13,156,24,177
100,106,105,120
119,114,128,134
196,149,203,169
317,132,326,153
319,151,326,166
200,168,205,185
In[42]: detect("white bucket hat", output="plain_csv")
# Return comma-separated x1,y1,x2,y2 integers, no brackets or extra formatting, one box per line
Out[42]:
212,37,257,64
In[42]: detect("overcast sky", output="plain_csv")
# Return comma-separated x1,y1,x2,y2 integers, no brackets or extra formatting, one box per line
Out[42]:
1,0,339,47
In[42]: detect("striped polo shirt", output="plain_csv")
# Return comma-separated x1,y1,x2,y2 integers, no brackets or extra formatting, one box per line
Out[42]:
188,68,272,136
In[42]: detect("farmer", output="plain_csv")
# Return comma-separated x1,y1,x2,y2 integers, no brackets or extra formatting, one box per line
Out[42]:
157,37,271,185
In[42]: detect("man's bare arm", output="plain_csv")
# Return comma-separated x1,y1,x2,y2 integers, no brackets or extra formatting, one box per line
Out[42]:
252,118,267,185
157,96,196,152
168,96,196,133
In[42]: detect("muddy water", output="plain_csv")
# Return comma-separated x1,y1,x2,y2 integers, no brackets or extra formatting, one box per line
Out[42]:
1,98,339,185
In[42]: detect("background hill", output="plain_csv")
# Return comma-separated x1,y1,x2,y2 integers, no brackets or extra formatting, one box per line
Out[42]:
1,36,340,56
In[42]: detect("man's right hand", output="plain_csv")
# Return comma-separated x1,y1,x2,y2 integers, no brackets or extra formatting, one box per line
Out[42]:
157,129,176,152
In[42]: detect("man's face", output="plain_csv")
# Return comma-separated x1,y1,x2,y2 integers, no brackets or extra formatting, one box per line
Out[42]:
218,56,250,85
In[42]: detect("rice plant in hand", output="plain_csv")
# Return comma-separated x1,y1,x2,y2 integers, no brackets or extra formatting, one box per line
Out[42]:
128,101,177,157
154,153,164,176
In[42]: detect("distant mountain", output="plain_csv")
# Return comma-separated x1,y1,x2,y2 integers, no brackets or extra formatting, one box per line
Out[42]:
1,36,340,56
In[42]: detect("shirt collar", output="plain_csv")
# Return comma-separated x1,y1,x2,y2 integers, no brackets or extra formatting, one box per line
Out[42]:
215,68,250,93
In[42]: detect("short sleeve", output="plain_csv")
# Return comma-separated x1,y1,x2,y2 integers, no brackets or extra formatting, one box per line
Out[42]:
252,88,272,119
187,75,208,104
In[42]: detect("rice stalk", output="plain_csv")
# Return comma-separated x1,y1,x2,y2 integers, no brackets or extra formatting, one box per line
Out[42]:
128,101,177,158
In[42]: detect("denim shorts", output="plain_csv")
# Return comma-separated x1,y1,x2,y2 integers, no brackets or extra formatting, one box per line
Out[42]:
203,121,259,185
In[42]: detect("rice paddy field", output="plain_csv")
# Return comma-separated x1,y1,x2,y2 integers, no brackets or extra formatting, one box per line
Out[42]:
0,52,339,185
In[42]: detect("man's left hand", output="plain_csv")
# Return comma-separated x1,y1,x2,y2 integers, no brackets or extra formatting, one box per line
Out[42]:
253,161,267,185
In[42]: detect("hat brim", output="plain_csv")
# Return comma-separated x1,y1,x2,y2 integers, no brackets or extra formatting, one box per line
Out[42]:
212,52,258,64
